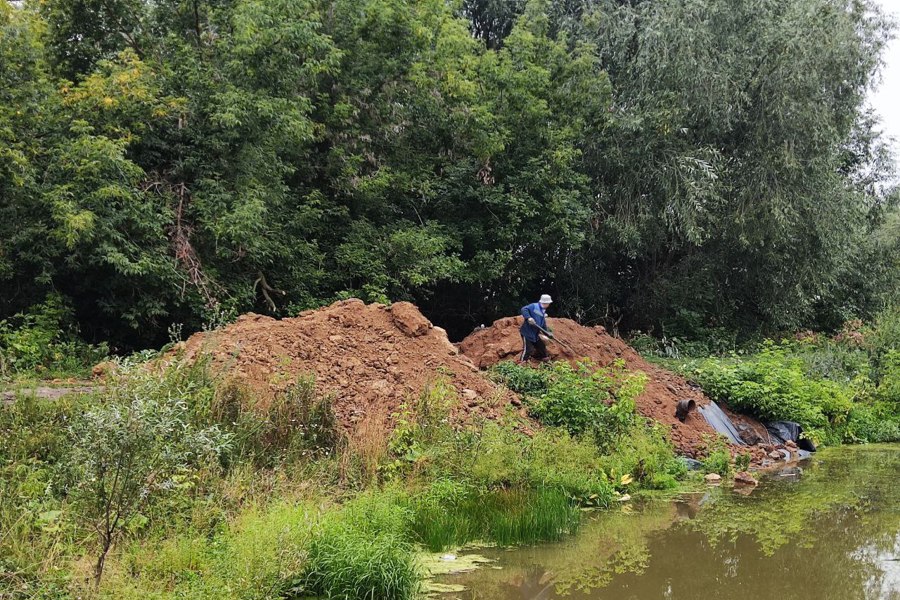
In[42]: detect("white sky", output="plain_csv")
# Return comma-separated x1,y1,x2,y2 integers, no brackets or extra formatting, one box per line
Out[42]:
870,0,900,167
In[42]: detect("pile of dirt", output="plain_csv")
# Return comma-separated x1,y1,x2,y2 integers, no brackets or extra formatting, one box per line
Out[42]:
173,299,520,430
459,316,769,459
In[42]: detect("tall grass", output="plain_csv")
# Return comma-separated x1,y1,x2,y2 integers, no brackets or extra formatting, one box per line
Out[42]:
481,488,580,546
411,482,580,552
294,492,421,600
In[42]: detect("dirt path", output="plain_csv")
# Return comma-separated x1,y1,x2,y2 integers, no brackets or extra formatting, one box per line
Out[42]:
1,384,99,404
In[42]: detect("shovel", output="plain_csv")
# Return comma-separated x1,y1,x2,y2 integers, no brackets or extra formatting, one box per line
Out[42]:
532,322,578,355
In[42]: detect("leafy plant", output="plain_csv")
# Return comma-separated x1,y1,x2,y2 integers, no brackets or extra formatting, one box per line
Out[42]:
490,361,551,396
65,369,230,586
700,435,732,476
526,360,646,453
0,294,107,378
686,343,854,430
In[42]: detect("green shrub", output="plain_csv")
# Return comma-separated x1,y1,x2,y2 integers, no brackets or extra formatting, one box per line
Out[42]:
527,360,646,452
844,403,900,443
687,342,853,430
490,361,550,395
65,366,231,586
699,436,732,476
683,337,900,445
789,338,871,383
0,294,108,378
211,374,340,467
462,422,614,503
109,499,316,600
875,350,900,404
525,429,615,503
869,305,900,372
384,376,458,480
599,421,686,489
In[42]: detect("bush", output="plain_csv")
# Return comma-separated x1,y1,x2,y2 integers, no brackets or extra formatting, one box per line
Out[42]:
0,294,108,378
490,361,550,395
868,305,900,373
211,374,340,467
875,350,900,405
461,422,614,504
599,421,686,489
699,435,733,476
108,499,317,600
684,336,900,445
844,403,900,443
686,342,854,431
65,367,231,586
383,376,458,481
525,360,647,452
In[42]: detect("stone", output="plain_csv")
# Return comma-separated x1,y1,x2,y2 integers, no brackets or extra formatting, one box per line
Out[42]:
705,473,722,484
91,360,119,379
733,471,758,486
390,301,432,337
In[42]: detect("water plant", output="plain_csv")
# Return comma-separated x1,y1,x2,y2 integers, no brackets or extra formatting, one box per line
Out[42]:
410,482,580,552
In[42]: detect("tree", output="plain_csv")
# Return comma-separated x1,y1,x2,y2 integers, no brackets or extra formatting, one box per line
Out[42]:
66,371,229,586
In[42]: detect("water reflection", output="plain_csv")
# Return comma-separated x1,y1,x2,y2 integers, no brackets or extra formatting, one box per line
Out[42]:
435,445,900,600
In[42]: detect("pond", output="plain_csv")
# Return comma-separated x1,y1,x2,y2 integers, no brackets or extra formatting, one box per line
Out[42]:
433,445,900,600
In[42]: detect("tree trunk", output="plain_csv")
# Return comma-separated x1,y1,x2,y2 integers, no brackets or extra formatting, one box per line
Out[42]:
93,538,111,590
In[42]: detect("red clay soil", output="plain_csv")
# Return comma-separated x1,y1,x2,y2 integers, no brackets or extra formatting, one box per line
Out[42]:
172,299,522,430
459,316,769,459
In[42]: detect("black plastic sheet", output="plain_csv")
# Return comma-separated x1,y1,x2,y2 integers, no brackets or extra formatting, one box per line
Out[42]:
766,421,816,452
697,401,746,445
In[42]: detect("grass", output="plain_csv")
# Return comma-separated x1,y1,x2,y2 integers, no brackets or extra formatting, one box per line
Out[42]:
101,499,319,600
0,357,684,600
480,487,580,546
292,491,420,600
410,481,579,552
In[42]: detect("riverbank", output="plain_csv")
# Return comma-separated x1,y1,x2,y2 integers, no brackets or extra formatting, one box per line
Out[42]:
0,351,707,600
429,444,900,600
2,304,898,599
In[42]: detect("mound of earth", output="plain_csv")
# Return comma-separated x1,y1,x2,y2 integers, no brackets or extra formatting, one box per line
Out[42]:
172,299,520,430
459,317,769,459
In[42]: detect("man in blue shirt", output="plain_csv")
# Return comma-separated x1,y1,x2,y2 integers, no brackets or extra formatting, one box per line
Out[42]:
519,294,554,363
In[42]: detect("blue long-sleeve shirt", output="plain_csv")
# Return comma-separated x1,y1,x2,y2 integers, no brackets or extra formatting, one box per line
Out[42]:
519,303,548,342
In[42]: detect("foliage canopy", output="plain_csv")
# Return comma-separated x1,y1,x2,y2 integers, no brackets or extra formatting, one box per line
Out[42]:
0,0,897,349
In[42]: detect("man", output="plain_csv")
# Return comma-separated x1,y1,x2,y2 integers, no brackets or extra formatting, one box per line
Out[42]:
519,294,554,363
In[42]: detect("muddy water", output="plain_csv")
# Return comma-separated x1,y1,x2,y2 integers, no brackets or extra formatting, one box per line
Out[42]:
435,445,900,600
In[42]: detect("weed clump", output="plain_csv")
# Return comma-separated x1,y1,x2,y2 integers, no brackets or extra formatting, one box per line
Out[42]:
410,480,579,551
293,493,420,600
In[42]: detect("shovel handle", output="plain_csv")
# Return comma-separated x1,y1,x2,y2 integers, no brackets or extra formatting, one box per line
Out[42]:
533,323,576,354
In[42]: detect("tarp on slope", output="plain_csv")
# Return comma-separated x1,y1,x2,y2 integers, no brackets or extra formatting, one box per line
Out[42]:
697,401,747,446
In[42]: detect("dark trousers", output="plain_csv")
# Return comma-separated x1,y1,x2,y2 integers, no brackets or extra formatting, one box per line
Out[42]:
520,336,548,361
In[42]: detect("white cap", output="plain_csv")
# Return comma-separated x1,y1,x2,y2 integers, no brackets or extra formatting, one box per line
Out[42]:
539,294,553,304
